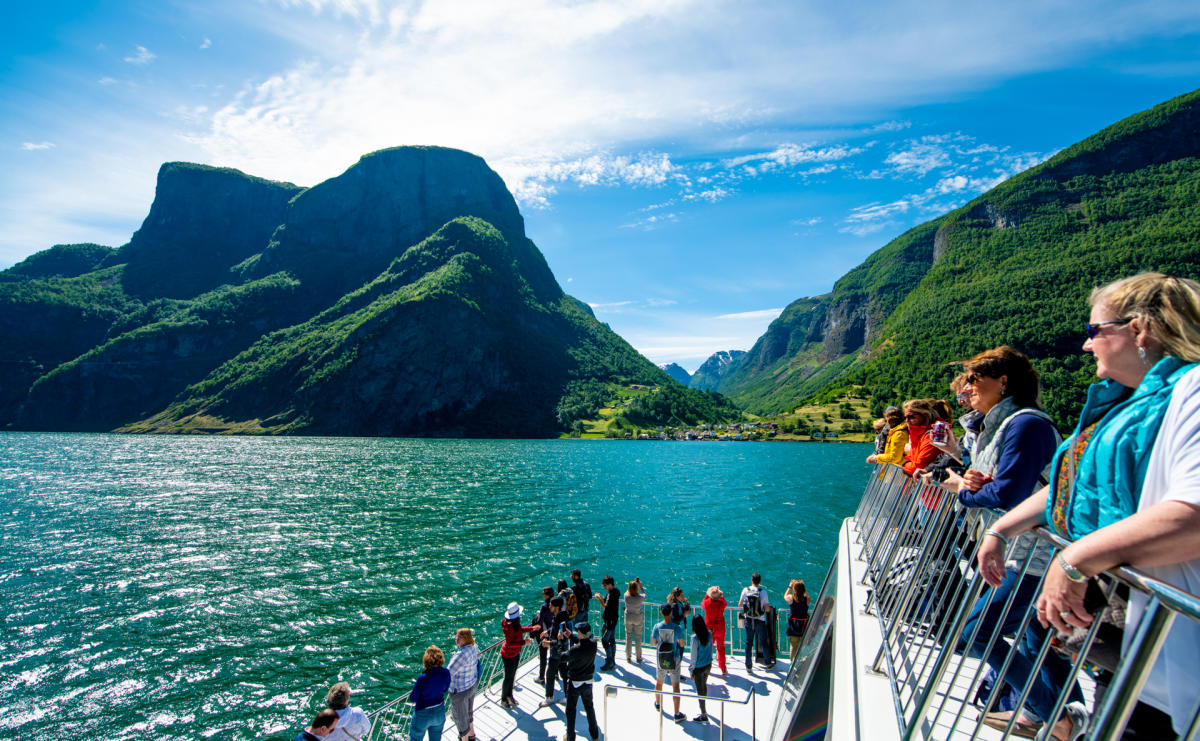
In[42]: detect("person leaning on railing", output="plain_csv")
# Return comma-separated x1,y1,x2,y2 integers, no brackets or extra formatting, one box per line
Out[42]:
938,346,1066,737
866,406,907,465
980,273,1200,740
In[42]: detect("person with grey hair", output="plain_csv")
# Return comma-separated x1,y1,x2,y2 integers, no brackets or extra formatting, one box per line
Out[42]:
324,682,369,741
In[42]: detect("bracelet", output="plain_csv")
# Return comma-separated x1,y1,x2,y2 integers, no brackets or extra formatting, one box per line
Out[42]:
1056,552,1089,583
984,529,1010,548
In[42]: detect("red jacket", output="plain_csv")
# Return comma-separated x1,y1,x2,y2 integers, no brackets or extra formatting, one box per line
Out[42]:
501,618,536,658
902,422,940,476
701,595,727,632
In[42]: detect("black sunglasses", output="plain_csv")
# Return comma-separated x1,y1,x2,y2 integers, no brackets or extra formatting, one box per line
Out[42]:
964,373,981,385
1085,318,1131,339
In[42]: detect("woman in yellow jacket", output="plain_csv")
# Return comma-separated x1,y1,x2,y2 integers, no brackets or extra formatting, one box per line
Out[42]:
868,406,908,465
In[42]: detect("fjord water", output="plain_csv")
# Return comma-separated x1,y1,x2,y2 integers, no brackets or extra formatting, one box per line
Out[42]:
0,433,870,739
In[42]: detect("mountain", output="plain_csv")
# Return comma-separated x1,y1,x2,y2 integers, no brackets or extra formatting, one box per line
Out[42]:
2,146,694,436
659,362,691,385
719,87,1200,424
689,350,745,391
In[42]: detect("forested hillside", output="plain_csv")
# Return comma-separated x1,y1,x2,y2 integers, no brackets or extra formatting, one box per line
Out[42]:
720,87,1200,426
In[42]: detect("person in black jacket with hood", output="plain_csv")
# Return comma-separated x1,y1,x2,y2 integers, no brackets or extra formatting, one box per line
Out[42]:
563,622,600,741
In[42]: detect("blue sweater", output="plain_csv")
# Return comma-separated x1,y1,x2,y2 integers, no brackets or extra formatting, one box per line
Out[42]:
957,413,1058,510
411,667,451,710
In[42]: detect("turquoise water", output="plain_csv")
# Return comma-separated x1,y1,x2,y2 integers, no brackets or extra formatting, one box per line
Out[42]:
0,433,870,739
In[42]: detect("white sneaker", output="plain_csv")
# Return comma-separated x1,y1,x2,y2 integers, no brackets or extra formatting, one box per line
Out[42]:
538,697,554,708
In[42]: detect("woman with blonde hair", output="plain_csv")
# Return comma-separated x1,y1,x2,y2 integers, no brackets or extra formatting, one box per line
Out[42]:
409,645,451,741
981,273,1200,740
446,628,480,741
624,579,645,663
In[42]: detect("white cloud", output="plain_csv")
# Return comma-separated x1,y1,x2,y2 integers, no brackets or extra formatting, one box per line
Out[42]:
845,199,911,223
20,142,55,151
200,38,213,50
98,76,118,86
123,46,157,65
884,136,953,176
714,308,784,322
791,216,822,227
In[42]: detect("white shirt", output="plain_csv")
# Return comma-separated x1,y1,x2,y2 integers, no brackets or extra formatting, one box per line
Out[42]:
738,584,770,619
326,705,370,741
1125,365,1200,733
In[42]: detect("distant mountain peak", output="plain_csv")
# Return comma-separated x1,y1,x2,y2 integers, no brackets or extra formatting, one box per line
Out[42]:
688,350,745,391
658,362,691,386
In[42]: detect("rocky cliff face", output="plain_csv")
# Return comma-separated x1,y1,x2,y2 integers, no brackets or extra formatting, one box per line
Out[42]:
119,163,302,299
2,147,667,436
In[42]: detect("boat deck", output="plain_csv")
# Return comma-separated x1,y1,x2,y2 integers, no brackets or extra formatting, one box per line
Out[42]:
452,650,790,740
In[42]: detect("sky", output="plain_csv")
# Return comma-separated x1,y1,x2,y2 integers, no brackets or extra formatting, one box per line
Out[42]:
4,1,1200,372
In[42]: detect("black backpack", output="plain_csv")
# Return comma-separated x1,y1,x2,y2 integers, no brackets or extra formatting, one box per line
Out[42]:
656,625,677,670
743,587,765,620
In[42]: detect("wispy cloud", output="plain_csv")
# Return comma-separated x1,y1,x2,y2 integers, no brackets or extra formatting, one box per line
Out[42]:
123,46,157,65
200,38,213,50
20,142,55,151
714,308,784,322
98,76,118,86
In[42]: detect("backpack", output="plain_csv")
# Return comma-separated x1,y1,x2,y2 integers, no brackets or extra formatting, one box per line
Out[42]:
743,587,765,620
656,625,677,670
564,590,578,618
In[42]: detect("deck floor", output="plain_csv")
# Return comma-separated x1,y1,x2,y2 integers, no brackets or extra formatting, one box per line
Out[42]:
447,650,791,740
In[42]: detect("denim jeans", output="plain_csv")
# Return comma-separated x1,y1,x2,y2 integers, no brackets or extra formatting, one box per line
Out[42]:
601,623,617,667
409,704,445,741
745,619,772,667
565,682,599,740
960,569,1081,722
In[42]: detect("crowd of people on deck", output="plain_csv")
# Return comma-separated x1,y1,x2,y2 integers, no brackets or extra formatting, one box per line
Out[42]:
292,570,810,741
866,272,1200,741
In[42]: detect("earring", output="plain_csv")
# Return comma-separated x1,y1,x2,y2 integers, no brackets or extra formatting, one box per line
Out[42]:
1138,346,1149,367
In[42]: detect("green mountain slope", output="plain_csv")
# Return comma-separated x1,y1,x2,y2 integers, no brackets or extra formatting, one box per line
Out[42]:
2,147,704,436
721,87,1200,423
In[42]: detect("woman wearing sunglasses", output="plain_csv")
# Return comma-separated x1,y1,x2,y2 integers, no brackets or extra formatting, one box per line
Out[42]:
979,273,1200,740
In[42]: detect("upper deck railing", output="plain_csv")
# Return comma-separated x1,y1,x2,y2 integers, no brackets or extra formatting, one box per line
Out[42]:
848,463,1200,740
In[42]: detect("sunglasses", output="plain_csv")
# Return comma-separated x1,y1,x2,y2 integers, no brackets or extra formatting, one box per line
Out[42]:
964,373,982,385
1085,318,1131,339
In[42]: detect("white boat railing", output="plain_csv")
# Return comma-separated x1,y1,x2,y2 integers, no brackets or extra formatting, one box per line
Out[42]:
851,463,1200,741
601,681,762,741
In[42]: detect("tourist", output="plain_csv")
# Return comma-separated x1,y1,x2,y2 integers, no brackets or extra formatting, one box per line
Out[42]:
666,586,689,628
294,709,339,741
446,628,480,741
981,273,1200,740
539,596,570,707
651,604,686,722
937,346,1062,734
900,399,942,476
867,406,907,465
689,615,713,722
872,417,888,455
570,569,593,628
534,585,555,684
409,646,451,741
921,375,978,482
557,579,576,628
499,602,536,709
739,573,773,671
563,622,601,741
324,682,369,741
784,579,810,661
624,579,646,663
701,585,728,675
593,575,620,670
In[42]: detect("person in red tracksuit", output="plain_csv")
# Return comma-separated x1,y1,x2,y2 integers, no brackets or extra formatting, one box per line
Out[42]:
700,585,728,675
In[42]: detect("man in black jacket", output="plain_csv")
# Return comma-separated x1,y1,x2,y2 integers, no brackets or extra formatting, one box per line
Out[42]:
539,597,571,707
563,622,600,741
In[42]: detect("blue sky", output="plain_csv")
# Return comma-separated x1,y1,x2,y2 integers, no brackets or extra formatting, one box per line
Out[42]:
4,1,1200,371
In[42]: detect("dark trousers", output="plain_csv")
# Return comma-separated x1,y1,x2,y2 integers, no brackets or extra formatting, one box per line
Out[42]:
745,619,773,666
544,655,567,698
693,665,711,714
565,682,599,740
538,645,548,680
601,622,617,667
501,655,519,702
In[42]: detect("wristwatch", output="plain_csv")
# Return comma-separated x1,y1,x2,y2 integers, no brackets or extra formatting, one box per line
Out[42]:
1056,552,1088,583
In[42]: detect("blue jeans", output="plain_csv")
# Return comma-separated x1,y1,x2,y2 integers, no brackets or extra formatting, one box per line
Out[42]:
960,569,1080,722
409,704,445,741
601,623,617,667
745,619,772,667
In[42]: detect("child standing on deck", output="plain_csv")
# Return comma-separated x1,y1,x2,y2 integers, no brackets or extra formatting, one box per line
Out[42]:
690,615,713,723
